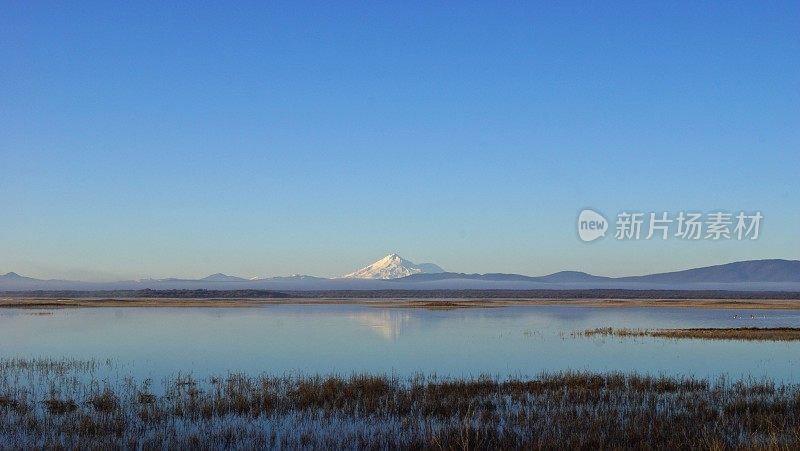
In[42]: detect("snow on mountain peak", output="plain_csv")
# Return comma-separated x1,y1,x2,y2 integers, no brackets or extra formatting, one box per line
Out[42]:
200,273,246,282
343,254,444,279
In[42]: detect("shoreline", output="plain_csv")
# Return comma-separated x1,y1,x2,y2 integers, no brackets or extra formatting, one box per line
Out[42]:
2,297,800,309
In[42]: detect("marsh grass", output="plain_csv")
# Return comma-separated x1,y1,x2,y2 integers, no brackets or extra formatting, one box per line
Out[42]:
581,327,800,341
0,358,799,449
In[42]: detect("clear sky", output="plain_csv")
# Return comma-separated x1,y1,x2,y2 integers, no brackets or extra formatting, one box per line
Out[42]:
2,1,798,281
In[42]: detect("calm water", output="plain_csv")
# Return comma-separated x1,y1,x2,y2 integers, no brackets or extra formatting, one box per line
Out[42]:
1,304,799,382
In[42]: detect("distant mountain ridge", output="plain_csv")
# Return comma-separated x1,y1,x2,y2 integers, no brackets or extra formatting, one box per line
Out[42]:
393,272,540,282
1,259,799,291
617,259,800,283
391,259,800,284
1,272,70,284
200,273,248,282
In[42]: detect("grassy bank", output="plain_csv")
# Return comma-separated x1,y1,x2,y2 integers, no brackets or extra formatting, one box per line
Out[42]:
0,359,799,449
581,327,800,341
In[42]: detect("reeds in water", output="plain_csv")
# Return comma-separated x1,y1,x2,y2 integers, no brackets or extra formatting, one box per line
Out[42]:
580,327,800,341
0,358,798,449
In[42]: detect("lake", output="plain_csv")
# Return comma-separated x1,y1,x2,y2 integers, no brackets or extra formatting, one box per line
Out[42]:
1,304,799,382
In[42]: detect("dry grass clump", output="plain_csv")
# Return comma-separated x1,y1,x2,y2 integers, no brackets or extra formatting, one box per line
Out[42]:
0,358,799,449
580,327,800,341
86,389,117,413
0,396,21,411
44,398,78,415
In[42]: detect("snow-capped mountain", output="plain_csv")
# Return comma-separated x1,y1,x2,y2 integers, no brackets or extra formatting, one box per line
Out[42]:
343,254,445,279
200,273,248,282
2,258,799,290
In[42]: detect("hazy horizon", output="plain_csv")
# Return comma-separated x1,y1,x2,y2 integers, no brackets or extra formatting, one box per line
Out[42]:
3,2,798,281
4,254,800,283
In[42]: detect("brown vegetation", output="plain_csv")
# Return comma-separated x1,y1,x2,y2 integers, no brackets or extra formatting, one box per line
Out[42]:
0,358,799,448
580,327,800,341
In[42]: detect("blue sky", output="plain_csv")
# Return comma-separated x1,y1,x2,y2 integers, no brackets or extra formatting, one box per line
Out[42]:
1,1,798,280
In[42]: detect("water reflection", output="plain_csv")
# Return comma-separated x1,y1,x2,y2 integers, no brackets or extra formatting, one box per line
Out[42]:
0,304,798,382
349,310,412,341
